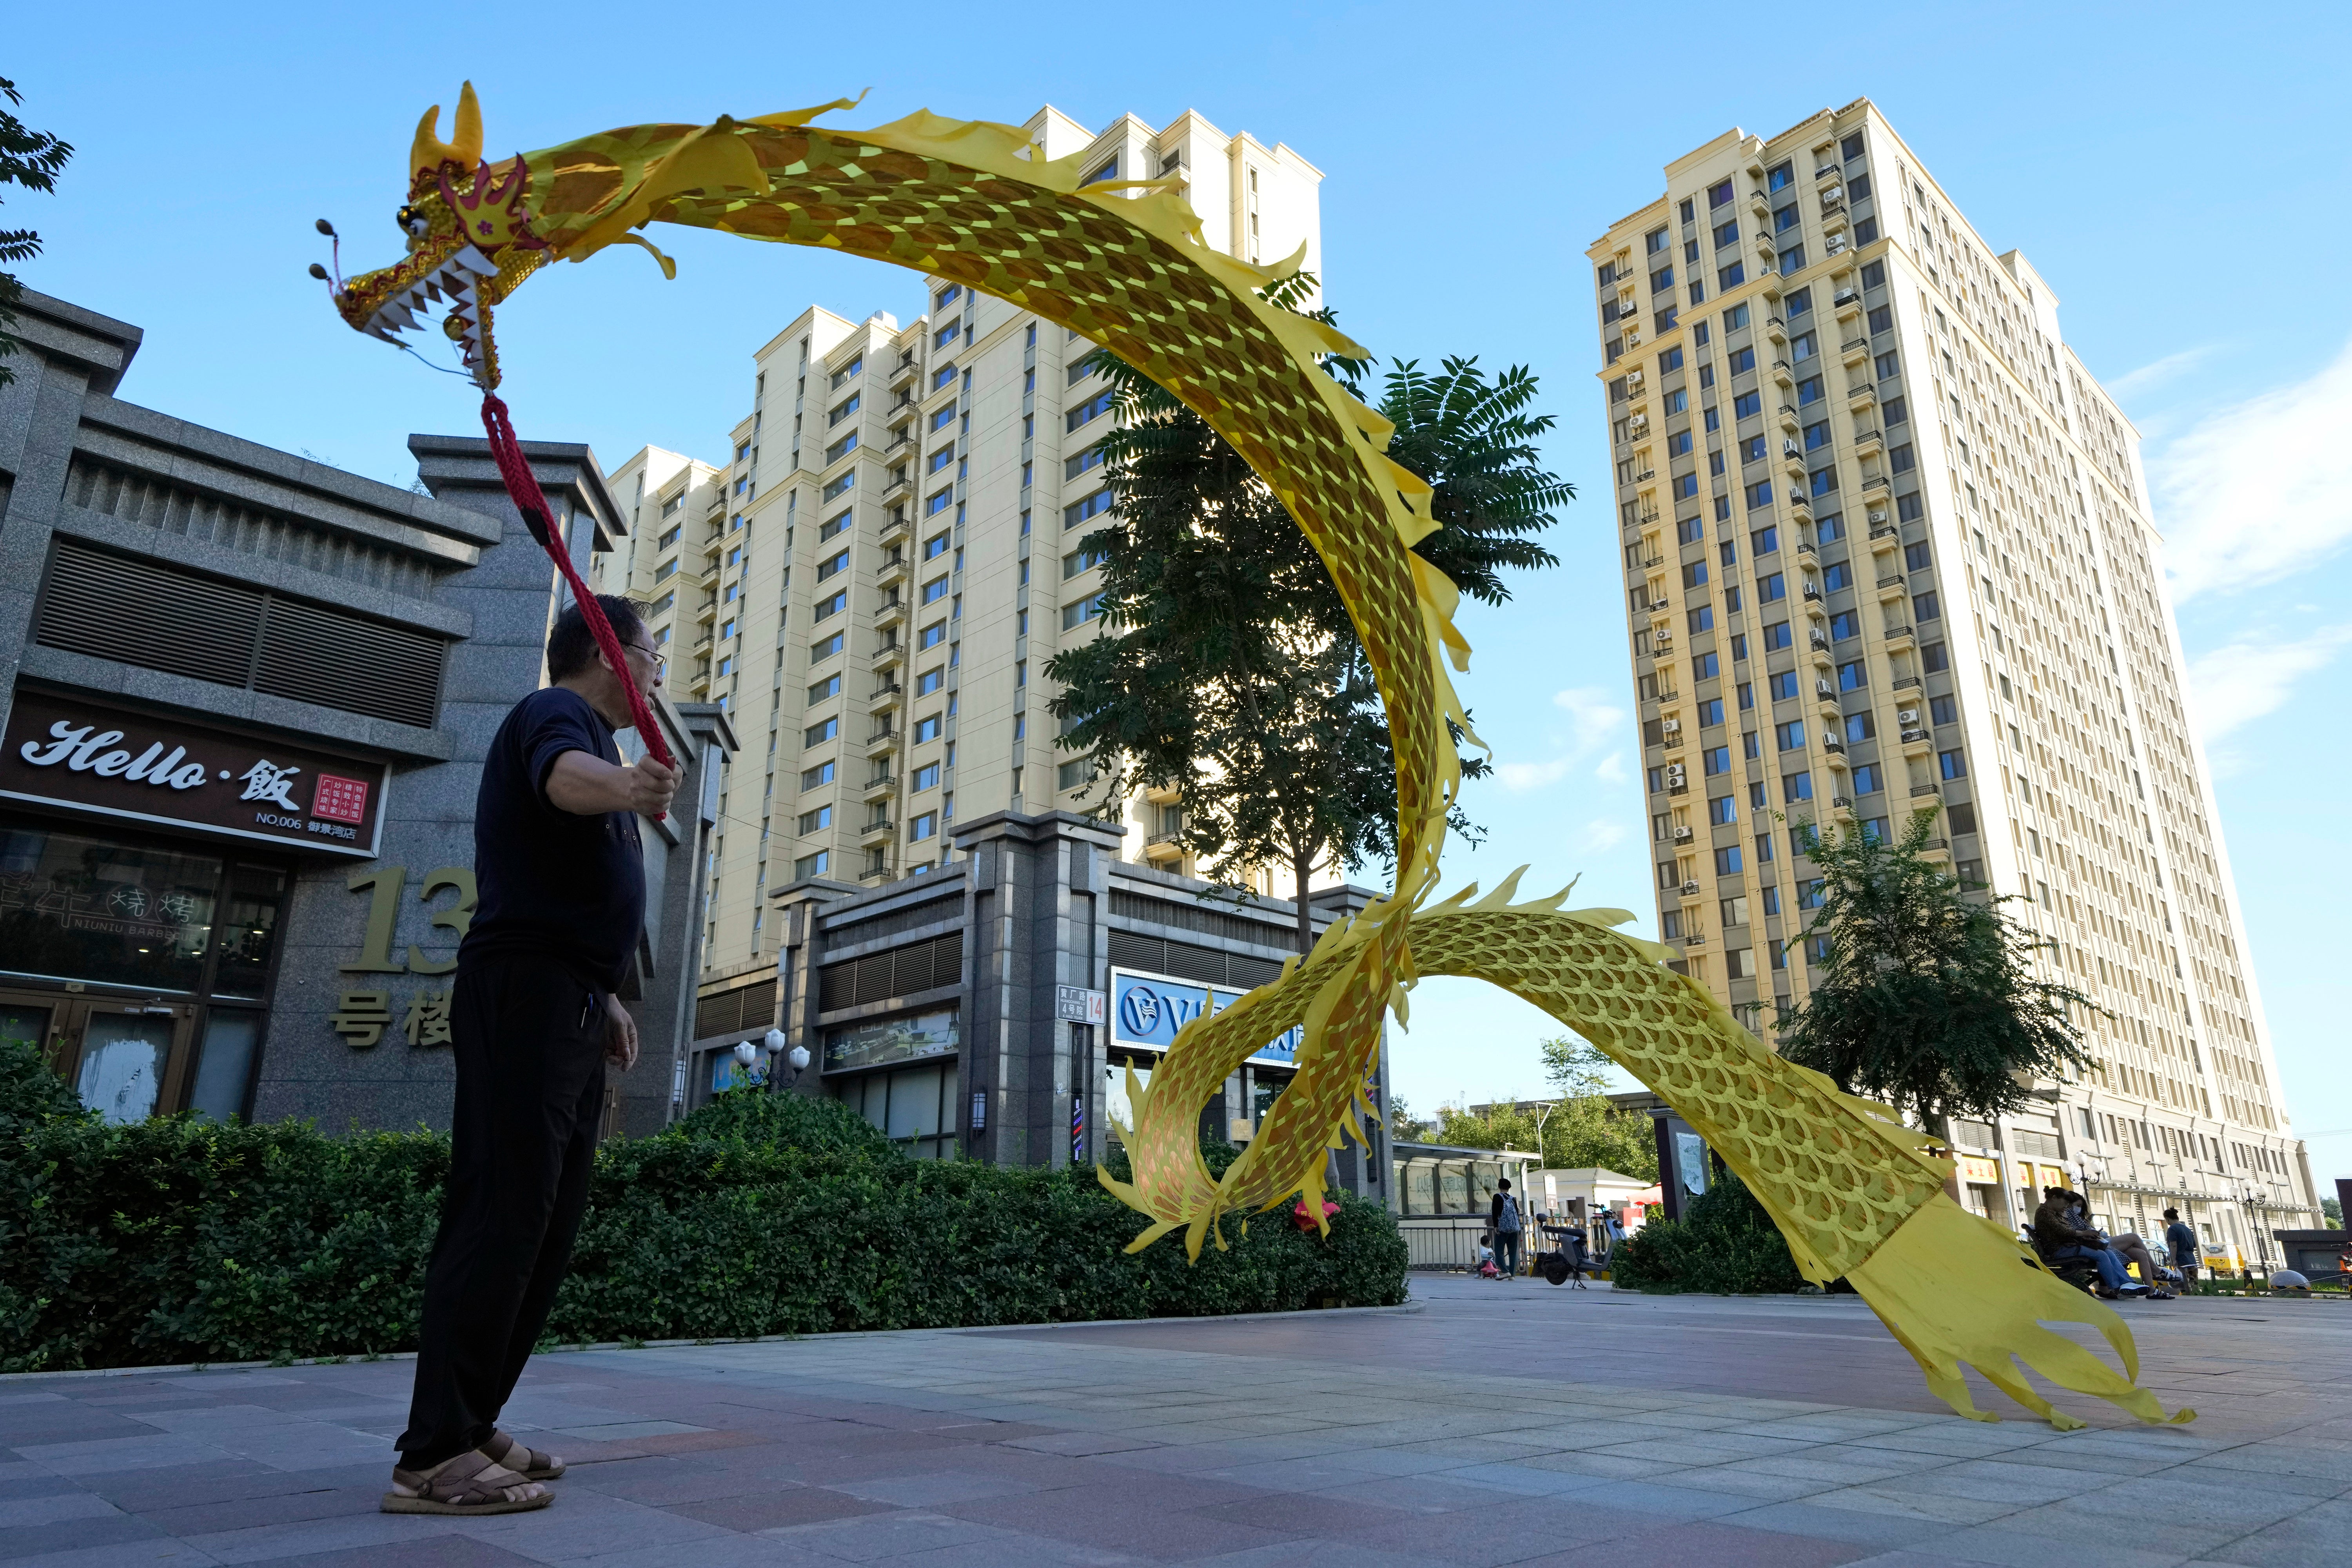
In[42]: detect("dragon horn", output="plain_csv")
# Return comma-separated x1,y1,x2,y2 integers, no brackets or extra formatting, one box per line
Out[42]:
412,82,486,177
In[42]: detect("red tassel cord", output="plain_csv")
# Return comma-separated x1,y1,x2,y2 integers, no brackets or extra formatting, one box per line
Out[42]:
480,393,679,797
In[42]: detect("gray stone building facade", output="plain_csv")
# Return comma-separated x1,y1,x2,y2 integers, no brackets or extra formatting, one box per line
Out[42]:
0,289,733,1138
684,809,1391,1198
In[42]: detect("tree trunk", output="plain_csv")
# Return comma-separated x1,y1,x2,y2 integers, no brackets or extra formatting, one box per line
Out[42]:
1925,1103,1965,1206
1291,843,1317,955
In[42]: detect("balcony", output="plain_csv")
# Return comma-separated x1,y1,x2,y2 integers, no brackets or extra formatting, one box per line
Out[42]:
1681,880,1702,897
1902,729,1933,758
1830,795,1855,811
870,680,904,708
1632,468,1657,483
1862,474,1890,492
1777,406,1801,436
1910,782,1941,799
1847,381,1877,410
1809,631,1831,652
1892,674,1923,693
878,510,909,541
859,817,897,843
1682,933,1708,947
1802,584,1825,603
1876,572,1906,596
1748,191,1769,218
1795,540,1819,559
862,772,897,799
1143,782,1182,806
877,554,910,588
1642,554,1665,569
1672,824,1694,842
874,596,907,628
1883,622,1916,646
890,356,918,389
1142,833,1185,863
866,728,901,756
1765,316,1788,346
1815,163,1842,186
1771,359,1795,388
871,639,904,670
1841,338,1871,367
858,862,896,886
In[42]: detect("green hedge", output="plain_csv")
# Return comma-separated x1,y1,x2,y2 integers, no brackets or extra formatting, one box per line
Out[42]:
0,1044,1406,1373
1608,1169,1806,1294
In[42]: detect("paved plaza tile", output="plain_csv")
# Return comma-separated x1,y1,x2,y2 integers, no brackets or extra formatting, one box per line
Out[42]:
2,1277,2347,1564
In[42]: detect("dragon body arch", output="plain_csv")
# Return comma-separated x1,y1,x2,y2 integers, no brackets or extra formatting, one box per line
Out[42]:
329,87,2189,1431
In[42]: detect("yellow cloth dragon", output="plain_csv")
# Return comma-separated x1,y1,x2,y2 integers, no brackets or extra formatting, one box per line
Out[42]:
328,86,2190,1431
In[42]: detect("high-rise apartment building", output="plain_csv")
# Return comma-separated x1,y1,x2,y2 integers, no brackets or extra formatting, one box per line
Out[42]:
1586,98,2318,1266
591,103,1323,987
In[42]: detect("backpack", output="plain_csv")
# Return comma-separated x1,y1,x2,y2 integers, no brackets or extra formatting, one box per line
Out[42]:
1497,1194,1521,1233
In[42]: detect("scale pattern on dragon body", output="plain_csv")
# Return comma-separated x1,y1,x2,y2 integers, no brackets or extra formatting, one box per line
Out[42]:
327,86,2190,1431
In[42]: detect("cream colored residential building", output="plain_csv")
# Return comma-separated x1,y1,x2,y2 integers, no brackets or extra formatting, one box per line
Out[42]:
1586,98,2317,1266
591,102,1325,997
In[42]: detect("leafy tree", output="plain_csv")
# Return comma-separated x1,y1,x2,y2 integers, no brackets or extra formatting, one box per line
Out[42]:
2324,1196,2343,1227
1046,283,1570,949
1432,1035,1659,1183
0,77,73,388
1776,807,2095,1142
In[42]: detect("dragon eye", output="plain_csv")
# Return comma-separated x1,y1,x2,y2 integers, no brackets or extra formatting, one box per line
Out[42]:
396,205,426,236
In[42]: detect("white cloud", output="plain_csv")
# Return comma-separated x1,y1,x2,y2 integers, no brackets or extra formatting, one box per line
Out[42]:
2185,625,2352,744
1494,690,1632,793
1552,686,1626,748
1497,758,1572,791
2149,336,2352,601
2109,345,2214,399
1578,819,1627,853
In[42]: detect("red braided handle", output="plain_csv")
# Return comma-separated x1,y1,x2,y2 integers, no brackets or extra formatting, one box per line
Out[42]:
481,393,679,787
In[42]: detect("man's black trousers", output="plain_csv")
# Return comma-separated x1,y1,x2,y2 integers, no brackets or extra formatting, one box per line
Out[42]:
397,954,606,1469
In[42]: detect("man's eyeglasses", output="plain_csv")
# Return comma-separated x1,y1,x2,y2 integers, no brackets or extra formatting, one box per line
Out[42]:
624,641,666,672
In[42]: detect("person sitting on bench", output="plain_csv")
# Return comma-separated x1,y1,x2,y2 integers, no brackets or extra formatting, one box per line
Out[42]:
2032,1187,2144,1299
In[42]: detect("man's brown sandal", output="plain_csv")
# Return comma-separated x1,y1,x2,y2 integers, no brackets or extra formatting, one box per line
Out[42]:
483,1429,565,1481
382,1449,550,1515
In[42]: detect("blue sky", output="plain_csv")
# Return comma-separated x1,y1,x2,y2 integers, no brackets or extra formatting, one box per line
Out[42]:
10,2,2349,1182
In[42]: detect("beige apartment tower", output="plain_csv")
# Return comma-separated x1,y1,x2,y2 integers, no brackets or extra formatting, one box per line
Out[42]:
1585,98,2317,1266
589,104,1324,982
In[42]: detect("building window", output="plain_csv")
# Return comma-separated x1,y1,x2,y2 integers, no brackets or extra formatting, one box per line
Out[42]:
1777,245,1806,274
814,591,847,620
1067,390,1115,432
809,632,844,661
913,762,940,791
1837,661,1867,691
1728,347,1755,376
1939,748,1967,780
1064,489,1114,529
1783,771,1813,802
1703,746,1731,776
1062,594,1107,630
909,811,939,841
822,470,855,501
1761,620,1791,650
1766,161,1792,192
1708,180,1733,208
1913,591,1941,622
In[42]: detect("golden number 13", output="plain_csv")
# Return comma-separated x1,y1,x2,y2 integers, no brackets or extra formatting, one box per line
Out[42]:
341,865,479,975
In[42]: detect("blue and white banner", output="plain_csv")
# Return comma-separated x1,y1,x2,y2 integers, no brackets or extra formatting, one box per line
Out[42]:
1109,969,1299,1068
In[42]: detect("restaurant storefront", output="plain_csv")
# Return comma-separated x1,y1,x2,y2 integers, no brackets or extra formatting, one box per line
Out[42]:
0,286,735,1137
0,691,387,1122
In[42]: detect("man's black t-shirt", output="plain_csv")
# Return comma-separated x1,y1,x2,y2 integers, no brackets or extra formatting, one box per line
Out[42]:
459,687,646,993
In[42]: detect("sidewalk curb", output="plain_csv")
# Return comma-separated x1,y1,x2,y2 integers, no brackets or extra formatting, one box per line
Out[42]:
0,1301,1425,1384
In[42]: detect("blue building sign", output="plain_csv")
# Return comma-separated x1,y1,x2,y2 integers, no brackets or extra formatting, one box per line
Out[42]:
1109,969,1299,1068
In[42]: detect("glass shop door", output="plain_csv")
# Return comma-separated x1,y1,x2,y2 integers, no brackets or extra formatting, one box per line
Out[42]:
0,989,196,1124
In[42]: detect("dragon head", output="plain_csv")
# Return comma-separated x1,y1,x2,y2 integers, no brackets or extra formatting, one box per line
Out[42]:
327,83,552,388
